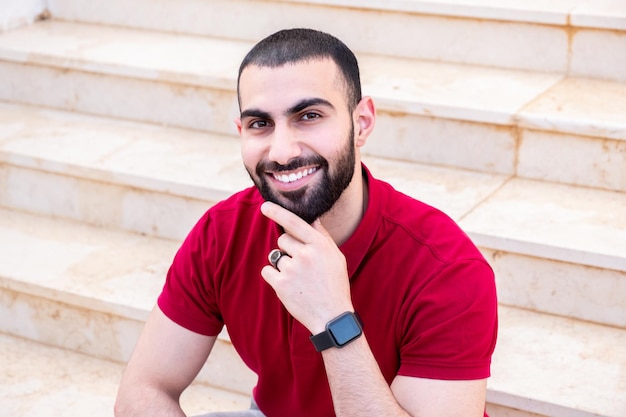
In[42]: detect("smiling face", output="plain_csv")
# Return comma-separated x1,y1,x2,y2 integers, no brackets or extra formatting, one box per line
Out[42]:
237,59,361,224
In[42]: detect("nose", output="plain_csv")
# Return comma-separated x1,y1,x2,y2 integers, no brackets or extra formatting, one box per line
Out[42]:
267,123,301,165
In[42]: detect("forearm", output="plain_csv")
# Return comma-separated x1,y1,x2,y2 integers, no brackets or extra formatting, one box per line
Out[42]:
322,334,411,417
114,307,216,417
115,382,186,417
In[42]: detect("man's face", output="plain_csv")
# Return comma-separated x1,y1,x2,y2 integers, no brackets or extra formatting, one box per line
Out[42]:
237,59,359,224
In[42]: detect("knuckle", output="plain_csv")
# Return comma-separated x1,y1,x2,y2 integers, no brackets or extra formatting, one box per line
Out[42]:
277,233,289,247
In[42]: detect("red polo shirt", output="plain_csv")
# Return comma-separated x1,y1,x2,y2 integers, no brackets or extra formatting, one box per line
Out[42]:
159,165,497,416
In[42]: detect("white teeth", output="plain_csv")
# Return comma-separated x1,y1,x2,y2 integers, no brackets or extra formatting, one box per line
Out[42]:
273,167,316,184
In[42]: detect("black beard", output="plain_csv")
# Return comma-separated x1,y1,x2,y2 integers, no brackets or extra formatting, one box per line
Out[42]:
248,127,356,224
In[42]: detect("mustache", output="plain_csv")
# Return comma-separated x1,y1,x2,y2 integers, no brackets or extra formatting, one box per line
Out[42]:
255,156,328,175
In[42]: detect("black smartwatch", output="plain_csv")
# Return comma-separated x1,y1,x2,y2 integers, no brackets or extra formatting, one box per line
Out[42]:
310,311,363,352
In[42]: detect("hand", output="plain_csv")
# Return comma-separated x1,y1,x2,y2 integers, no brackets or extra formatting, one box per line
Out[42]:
260,201,354,334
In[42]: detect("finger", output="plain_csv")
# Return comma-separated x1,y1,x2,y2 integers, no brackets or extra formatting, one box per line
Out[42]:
276,233,301,256
261,201,316,243
311,218,333,240
261,264,279,285
261,260,292,285
274,254,292,272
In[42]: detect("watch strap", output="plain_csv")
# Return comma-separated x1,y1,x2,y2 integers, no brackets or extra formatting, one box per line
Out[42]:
310,311,363,352
310,328,336,352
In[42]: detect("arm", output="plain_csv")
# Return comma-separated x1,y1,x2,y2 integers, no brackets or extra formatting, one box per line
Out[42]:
260,202,487,416
114,306,217,417
392,375,487,417
321,328,487,417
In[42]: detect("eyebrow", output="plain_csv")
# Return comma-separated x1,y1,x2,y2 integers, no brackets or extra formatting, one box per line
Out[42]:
285,98,335,116
240,108,271,120
240,97,335,120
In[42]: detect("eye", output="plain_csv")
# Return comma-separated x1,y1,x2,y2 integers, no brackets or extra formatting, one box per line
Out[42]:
300,112,321,121
249,119,272,129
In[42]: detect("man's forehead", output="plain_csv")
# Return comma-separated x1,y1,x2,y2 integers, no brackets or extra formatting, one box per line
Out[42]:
239,59,344,90
238,59,347,111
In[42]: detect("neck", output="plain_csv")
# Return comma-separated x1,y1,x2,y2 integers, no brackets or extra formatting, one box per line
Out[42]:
319,165,368,246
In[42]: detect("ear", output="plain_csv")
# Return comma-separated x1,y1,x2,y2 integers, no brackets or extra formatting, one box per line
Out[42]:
354,96,376,148
234,117,242,135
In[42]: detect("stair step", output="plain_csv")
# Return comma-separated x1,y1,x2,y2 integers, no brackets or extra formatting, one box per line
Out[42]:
0,2,623,416
0,101,249,241
1,20,624,190
45,0,626,79
0,100,506,239
0,19,557,155
517,77,626,192
1,101,624,327
460,177,626,328
488,305,626,417
0,0,46,32
0,333,250,416
0,207,258,394
5,306,623,417
462,178,626,272
0,206,623,416
0,20,246,136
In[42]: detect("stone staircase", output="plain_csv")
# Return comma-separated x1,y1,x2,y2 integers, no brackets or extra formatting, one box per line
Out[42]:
0,1,625,416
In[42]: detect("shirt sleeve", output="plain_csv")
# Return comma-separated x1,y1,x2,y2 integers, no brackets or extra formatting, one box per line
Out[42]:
397,258,498,380
158,212,225,336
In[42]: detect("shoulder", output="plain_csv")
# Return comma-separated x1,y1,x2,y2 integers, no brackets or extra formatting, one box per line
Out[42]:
370,175,485,265
210,186,264,218
192,186,265,232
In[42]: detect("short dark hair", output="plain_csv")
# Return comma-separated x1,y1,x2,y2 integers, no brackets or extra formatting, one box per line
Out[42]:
237,28,362,111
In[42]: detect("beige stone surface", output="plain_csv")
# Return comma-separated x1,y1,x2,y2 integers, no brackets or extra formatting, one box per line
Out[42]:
0,208,174,319
360,55,561,125
461,177,626,272
363,156,508,220
571,0,626,30
0,334,250,417
483,249,626,328
570,29,626,82
1,1,625,416
39,0,626,79
299,0,587,24
489,306,626,417
0,20,564,125
518,129,626,192
519,78,626,139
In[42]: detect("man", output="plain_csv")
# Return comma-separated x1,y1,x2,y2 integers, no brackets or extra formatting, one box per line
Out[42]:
115,28,497,417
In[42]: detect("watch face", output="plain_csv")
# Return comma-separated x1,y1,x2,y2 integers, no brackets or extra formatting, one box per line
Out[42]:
329,313,362,346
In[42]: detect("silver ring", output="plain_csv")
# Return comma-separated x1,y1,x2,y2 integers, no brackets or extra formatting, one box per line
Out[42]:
268,249,288,270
